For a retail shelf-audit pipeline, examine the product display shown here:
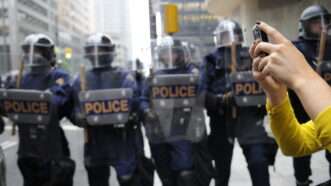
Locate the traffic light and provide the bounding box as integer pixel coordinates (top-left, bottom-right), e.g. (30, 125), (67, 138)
(164, 4), (180, 35)
(64, 47), (73, 60)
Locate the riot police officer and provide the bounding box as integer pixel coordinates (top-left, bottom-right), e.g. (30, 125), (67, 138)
(71, 33), (142, 186)
(5, 34), (75, 186)
(140, 38), (212, 186)
(131, 58), (156, 186)
(202, 19), (276, 186)
(290, 5), (331, 186)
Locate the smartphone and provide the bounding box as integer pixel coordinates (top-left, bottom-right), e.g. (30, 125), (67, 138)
(253, 24), (268, 42)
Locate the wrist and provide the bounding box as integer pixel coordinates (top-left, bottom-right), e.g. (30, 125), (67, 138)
(266, 89), (287, 107)
(291, 73), (320, 93)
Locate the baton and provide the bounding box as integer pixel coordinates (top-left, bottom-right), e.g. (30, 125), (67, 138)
(230, 42), (237, 119)
(79, 64), (89, 143)
(12, 62), (25, 135)
(318, 29), (327, 67)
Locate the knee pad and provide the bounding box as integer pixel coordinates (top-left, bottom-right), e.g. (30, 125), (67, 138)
(179, 170), (194, 177)
(118, 174), (133, 183)
(50, 158), (76, 186)
(118, 174), (141, 186)
(177, 170), (196, 186)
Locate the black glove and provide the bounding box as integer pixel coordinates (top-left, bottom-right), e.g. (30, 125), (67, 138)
(217, 92), (234, 106)
(0, 117), (4, 134)
(74, 112), (89, 128)
(143, 109), (159, 124)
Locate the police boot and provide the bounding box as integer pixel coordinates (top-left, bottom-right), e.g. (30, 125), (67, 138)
(157, 171), (177, 186)
(177, 170), (196, 186)
(317, 180), (331, 186)
(118, 174), (140, 186)
(296, 179), (313, 186)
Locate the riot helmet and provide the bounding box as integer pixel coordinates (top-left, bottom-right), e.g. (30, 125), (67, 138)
(299, 5), (331, 40)
(213, 19), (243, 48)
(21, 34), (55, 74)
(154, 37), (191, 70)
(84, 33), (115, 68)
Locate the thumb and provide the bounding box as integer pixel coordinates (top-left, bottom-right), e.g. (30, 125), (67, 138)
(259, 75), (281, 93)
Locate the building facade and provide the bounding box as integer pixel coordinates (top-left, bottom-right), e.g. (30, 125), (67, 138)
(152, 0), (219, 56)
(57, 0), (91, 49)
(56, 0), (93, 72)
(0, 0), (57, 72)
(206, 0), (331, 45)
(94, 0), (132, 62)
(0, 0), (94, 74)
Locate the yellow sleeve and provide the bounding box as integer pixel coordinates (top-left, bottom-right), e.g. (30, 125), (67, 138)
(313, 105), (331, 152)
(267, 95), (323, 157)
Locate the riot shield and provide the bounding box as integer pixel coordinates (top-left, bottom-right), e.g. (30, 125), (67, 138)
(146, 73), (206, 144)
(230, 71), (266, 107)
(0, 89), (53, 125)
(79, 88), (133, 126)
(318, 60), (331, 85)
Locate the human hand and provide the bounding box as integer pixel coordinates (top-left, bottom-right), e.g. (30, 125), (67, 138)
(250, 22), (319, 92)
(251, 54), (287, 106)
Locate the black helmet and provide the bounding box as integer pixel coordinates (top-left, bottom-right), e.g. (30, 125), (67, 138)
(84, 33), (115, 68)
(21, 34), (56, 69)
(299, 5), (331, 40)
(213, 19), (243, 47)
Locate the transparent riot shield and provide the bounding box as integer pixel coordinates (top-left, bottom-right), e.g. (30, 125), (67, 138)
(145, 73), (206, 144)
(78, 88), (133, 126)
(213, 19), (243, 47)
(0, 89), (53, 125)
(230, 71), (266, 107)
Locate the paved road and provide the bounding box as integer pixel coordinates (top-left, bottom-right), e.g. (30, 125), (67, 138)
(1, 121), (329, 186)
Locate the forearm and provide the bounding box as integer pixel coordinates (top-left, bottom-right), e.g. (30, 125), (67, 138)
(293, 74), (331, 120)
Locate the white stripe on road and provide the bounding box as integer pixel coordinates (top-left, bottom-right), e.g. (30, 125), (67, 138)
(1, 141), (17, 150)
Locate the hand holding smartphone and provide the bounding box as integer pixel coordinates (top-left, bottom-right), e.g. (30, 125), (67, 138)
(252, 24), (269, 57)
(253, 24), (268, 42)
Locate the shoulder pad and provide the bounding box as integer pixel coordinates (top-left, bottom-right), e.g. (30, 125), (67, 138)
(292, 39), (303, 46)
(191, 68), (200, 75)
(51, 68), (70, 83)
(52, 67), (69, 77)
(204, 50), (219, 63)
(292, 39), (310, 52)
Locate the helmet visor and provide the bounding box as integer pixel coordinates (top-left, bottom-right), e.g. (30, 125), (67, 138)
(214, 21), (243, 47)
(84, 45), (115, 68)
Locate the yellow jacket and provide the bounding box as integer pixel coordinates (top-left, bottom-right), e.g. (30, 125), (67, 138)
(267, 95), (331, 157)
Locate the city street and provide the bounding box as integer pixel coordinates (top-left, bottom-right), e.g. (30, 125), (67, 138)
(0, 0), (331, 185)
(1, 120), (329, 186)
